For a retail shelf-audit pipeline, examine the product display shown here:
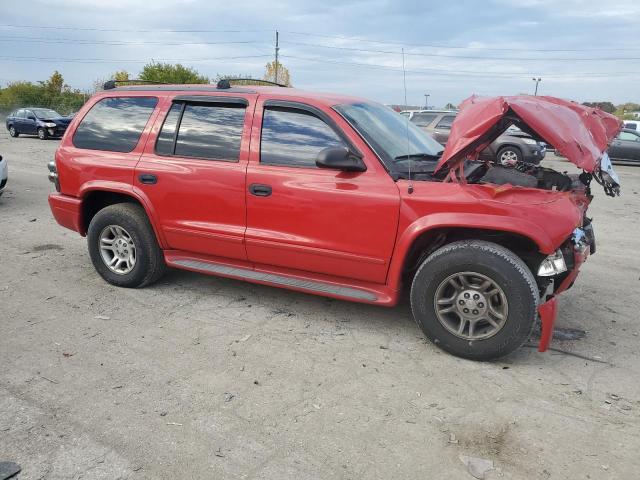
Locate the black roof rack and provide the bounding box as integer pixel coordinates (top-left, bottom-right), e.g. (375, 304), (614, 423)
(103, 79), (168, 90)
(216, 78), (288, 89)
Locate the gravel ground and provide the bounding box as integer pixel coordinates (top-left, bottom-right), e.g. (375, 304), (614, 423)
(1, 131), (639, 480)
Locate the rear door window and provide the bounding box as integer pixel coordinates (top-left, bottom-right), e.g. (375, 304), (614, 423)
(410, 112), (437, 127)
(619, 131), (639, 141)
(435, 115), (456, 129)
(260, 107), (345, 167)
(155, 102), (246, 161)
(73, 96), (158, 152)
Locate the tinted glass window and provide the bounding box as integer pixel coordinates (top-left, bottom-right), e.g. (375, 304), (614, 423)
(155, 103), (182, 155)
(172, 104), (245, 161)
(624, 123), (637, 130)
(73, 97), (158, 152)
(16, 110), (26, 118)
(260, 108), (345, 167)
(411, 112), (437, 126)
(435, 115), (456, 129)
(619, 131), (640, 141)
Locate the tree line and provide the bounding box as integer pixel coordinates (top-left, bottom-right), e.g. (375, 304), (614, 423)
(0, 60), (292, 116)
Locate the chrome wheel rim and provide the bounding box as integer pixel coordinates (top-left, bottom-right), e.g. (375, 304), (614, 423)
(99, 225), (136, 275)
(499, 150), (518, 166)
(38, 129), (44, 139)
(434, 271), (508, 340)
(9, 127), (15, 136)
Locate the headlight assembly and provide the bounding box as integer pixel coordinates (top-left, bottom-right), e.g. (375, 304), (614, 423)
(537, 250), (567, 277)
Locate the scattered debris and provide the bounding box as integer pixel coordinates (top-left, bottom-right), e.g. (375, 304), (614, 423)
(224, 393), (235, 403)
(238, 334), (252, 342)
(459, 455), (494, 480)
(159, 411), (167, 417)
(166, 422), (182, 426)
(94, 315), (111, 321)
(379, 345), (388, 350)
(448, 433), (459, 444)
(39, 375), (58, 384)
(553, 327), (587, 341)
(214, 447), (225, 458)
(313, 404), (321, 410)
(253, 380), (260, 385)
(62, 352), (74, 358)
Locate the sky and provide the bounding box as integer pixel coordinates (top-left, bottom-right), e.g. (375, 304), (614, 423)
(1, 0), (639, 107)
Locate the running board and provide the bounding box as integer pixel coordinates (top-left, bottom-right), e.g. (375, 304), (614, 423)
(171, 258), (379, 302)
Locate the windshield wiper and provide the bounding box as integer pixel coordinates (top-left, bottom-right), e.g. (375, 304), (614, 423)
(393, 152), (443, 162)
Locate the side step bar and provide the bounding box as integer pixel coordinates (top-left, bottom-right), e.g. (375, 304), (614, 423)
(171, 258), (379, 302)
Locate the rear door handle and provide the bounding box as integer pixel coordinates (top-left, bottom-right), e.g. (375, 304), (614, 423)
(249, 183), (272, 197)
(138, 173), (157, 185)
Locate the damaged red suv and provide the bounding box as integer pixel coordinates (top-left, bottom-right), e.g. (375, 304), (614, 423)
(48, 80), (622, 360)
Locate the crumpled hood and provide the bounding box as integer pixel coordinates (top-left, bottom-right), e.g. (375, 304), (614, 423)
(436, 95), (622, 173)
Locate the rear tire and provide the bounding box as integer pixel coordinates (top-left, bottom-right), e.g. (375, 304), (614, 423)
(37, 128), (48, 140)
(8, 126), (19, 137)
(497, 146), (522, 166)
(87, 203), (166, 288)
(410, 240), (538, 361)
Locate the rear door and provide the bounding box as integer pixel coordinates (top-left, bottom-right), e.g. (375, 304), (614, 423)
(610, 131), (640, 161)
(136, 94), (255, 260)
(430, 114), (456, 145)
(244, 99), (399, 284)
(15, 109), (26, 133)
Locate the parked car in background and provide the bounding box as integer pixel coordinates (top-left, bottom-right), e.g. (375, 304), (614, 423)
(623, 120), (639, 131)
(406, 110), (546, 165)
(608, 129), (640, 164)
(5, 108), (72, 139)
(0, 155), (7, 197)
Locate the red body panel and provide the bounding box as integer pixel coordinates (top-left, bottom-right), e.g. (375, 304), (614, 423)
(438, 95), (623, 172)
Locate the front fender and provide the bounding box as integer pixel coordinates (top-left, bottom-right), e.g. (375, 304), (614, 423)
(386, 212), (555, 292)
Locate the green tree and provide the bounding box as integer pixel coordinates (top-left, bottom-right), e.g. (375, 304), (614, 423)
(45, 70), (65, 96)
(263, 60), (291, 86)
(112, 70), (130, 81)
(444, 102), (458, 110)
(582, 101), (615, 114)
(139, 62), (208, 84)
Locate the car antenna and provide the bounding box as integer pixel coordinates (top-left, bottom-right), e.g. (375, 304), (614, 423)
(402, 48), (414, 194)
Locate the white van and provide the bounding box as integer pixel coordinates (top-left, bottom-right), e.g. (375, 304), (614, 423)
(623, 120), (640, 131)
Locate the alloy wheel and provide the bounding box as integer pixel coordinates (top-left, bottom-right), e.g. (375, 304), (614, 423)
(99, 225), (137, 275)
(434, 271), (509, 340)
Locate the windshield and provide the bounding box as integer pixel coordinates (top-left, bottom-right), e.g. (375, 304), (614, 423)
(32, 108), (61, 119)
(334, 101), (444, 171)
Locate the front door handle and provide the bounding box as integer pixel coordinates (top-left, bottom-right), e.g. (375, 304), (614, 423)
(138, 173), (157, 185)
(249, 183), (272, 197)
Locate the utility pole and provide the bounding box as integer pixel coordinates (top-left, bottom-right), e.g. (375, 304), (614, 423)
(274, 30), (280, 84)
(424, 94), (430, 109)
(532, 77), (542, 96)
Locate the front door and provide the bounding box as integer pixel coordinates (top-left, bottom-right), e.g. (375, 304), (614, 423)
(245, 100), (400, 284)
(24, 110), (38, 134)
(136, 95), (255, 261)
(610, 131), (640, 161)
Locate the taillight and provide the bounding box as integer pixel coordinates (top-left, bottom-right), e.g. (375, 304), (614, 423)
(48, 160), (60, 192)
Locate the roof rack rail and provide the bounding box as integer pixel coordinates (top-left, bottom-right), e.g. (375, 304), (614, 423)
(103, 79), (168, 90)
(216, 78), (288, 89)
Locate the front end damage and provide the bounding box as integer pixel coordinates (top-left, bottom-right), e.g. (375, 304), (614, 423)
(434, 95), (623, 351)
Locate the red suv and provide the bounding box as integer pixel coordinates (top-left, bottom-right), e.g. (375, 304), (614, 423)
(48, 82), (621, 360)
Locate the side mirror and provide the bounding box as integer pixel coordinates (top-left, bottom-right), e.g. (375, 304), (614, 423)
(27, 115), (36, 121)
(315, 147), (366, 172)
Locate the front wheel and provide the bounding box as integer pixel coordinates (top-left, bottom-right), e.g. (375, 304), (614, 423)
(410, 240), (538, 360)
(497, 146), (522, 167)
(8, 126), (19, 137)
(37, 128), (48, 140)
(87, 203), (166, 288)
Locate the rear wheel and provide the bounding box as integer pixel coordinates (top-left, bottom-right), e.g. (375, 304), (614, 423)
(410, 240), (538, 360)
(8, 126), (19, 137)
(87, 203), (166, 288)
(497, 146), (522, 166)
(37, 128), (48, 140)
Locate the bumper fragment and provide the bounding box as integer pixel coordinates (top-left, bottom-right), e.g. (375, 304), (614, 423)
(537, 297), (558, 352)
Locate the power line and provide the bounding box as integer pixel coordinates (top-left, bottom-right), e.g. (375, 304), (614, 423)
(283, 30), (640, 52)
(0, 54), (272, 64)
(0, 35), (267, 46)
(0, 23), (269, 34)
(280, 54), (640, 79)
(283, 41), (640, 61)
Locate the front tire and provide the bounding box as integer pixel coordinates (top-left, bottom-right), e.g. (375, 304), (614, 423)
(87, 203), (166, 288)
(8, 126), (19, 137)
(37, 128), (48, 140)
(410, 240), (538, 360)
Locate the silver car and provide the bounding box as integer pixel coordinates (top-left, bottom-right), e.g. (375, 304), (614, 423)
(0, 155), (7, 197)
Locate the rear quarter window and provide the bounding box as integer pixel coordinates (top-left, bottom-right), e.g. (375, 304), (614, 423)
(72, 96), (158, 153)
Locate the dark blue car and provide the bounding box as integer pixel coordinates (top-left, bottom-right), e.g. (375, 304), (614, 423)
(6, 108), (72, 140)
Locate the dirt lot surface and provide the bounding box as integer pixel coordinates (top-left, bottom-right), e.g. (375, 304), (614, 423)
(1, 131), (639, 480)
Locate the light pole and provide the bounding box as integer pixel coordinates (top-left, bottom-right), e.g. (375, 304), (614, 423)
(532, 77), (542, 96)
(424, 94), (430, 109)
